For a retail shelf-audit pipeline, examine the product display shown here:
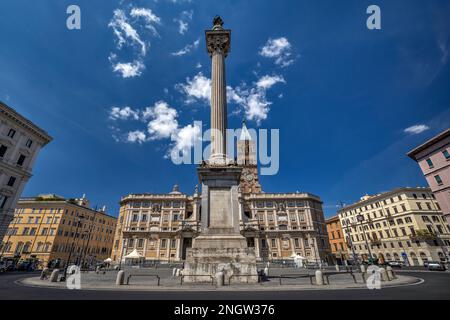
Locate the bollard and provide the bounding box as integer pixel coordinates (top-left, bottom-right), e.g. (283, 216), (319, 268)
(264, 267), (269, 277)
(175, 269), (181, 277)
(360, 264), (366, 273)
(40, 268), (49, 280)
(386, 266), (395, 279)
(172, 268), (177, 277)
(215, 271), (224, 287)
(379, 267), (388, 281)
(49, 269), (59, 282)
(335, 264), (340, 272)
(116, 270), (125, 285)
(315, 270), (324, 285)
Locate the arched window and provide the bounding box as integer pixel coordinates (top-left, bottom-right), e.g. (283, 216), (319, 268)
(393, 253), (400, 261)
(419, 252), (428, 264)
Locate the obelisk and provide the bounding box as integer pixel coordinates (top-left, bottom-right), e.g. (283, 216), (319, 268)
(207, 16), (229, 165)
(182, 17), (258, 284)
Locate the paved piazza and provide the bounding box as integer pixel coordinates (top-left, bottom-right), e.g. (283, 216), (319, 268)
(20, 266), (419, 291)
(1, 269), (449, 300)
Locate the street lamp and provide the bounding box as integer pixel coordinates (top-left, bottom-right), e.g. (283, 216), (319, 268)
(345, 222), (358, 265)
(60, 214), (84, 281)
(357, 214), (373, 264)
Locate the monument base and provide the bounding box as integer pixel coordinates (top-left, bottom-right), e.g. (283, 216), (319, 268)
(183, 246), (258, 284)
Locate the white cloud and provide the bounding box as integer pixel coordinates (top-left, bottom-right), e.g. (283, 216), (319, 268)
(107, 100), (202, 159)
(109, 106), (140, 120)
(196, 62), (202, 69)
(170, 123), (201, 156)
(171, 38), (200, 56)
(127, 130), (147, 144)
(404, 124), (430, 135)
(173, 10), (193, 35)
(176, 72), (211, 103)
(259, 37), (294, 68)
(108, 7), (161, 79)
(256, 75), (285, 89)
(111, 60), (145, 78)
(109, 9), (147, 56)
(130, 7), (161, 37)
(176, 72), (285, 124)
(144, 101), (179, 139)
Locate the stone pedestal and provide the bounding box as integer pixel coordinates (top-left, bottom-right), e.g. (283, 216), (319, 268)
(183, 165), (258, 284)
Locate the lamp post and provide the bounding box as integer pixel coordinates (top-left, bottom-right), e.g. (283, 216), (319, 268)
(357, 214), (373, 263)
(343, 220), (358, 265)
(61, 214), (84, 281)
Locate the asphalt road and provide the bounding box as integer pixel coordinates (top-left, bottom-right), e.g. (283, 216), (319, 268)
(0, 271), (449, 300)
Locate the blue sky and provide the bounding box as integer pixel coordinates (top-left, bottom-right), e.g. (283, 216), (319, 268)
(0, 0), (449, 218)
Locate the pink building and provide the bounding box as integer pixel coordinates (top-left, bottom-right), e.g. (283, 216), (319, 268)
(408, 129), (450, 224)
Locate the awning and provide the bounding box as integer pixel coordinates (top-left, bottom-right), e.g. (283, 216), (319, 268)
(123, 249), (143, 259)
(104, 258), (112, 263)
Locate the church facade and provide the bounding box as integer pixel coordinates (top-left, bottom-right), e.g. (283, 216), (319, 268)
(111, 122), (331, 264)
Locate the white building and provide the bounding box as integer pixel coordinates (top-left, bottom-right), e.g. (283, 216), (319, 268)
(0, 102), (52, 240)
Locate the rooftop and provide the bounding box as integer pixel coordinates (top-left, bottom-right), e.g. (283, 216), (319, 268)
(0, 101), (52, 145)
(407, 128), (450, 160)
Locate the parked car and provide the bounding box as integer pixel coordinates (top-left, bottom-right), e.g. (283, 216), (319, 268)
(16, 261), (36, 271)
(388, 261), (404, 268)
(427, 261), (446, 271)
(0, 261), (7, 273)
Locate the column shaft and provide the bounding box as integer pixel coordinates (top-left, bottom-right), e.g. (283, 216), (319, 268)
(210, 51), (227, 162)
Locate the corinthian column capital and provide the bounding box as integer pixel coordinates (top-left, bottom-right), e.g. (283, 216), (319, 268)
(206, 32), (231, 57)
(206, 16), (231, 57)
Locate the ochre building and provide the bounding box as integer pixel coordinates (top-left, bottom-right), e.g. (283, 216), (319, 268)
(0, 194), (117, 268)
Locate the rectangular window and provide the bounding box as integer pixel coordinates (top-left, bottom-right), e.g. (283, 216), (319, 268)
(271, 239), (276, 247)
(41, 228), (48, 235)
(0, 195), (8, 209)
(426, 158), (434, 168)
(161, 239), (167, 248)
(434, 175), (443, 186)
(16, 154), (26, 166)
(7, 128), (16, 138)
(6, 176), (15, 187)
(443, 150), (450, 160)
(0, 145), (7, 157)
(25, 139), (33, 148)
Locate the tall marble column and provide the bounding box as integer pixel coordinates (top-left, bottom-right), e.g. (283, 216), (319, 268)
(182, 17), (257, 284)
(206, 16), (230, 165)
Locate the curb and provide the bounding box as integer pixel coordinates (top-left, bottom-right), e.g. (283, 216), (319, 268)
(17, 275), (423, 292)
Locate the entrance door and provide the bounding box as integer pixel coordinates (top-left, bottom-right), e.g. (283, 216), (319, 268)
(182, 238), (192, 260)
